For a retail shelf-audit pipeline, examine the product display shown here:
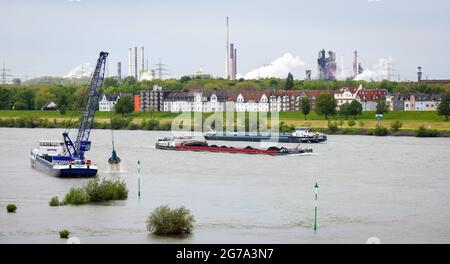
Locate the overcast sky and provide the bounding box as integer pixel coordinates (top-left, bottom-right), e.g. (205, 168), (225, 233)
(0, 0), (449, 80)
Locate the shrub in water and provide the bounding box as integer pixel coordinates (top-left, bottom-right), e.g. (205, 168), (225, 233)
(147, 205), (195, 236)
(84, 178), (128, 202)
(49, 196), (61, 207)
(348, 120), (356, 128)
(6, 204), (17, 213)
(374, 125), (389, 136)
(416, 125), (439, 137)
(63, 187), (90, 205)
(59, 229), (70, 239)
(390, 120), (403, 132)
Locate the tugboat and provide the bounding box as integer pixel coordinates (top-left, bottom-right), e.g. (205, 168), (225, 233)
(204, 127), (327, 143)
(155, 138), (313, 156)
(30, 52), (108, 178)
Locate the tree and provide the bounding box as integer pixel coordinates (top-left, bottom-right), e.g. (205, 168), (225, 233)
(301, 97), (311, 120)
(316, 93), (336, 119)
(13, 89), (35, 110)
(349, 100), (363, 119)
(0, 88), (14, 110)
(376, 97), (388, 114)
(285, 73), (294, 90)
(103, 77), (120, 88)
(339, 103), (351, 120)
(114, 96), (134, 117)
(437, 92), (450, 121)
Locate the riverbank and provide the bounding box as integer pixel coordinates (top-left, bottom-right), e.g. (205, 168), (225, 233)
(1, 110), (449, 137)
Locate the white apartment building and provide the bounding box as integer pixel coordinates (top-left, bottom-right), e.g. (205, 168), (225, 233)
(99, 94), (121, 112)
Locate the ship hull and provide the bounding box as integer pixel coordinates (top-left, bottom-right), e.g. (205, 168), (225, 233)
(204, 134), (327, 143)
(155, 144), (312, 156)
(30, 155), (97, 178)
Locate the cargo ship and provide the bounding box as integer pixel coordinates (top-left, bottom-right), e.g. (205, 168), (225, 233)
(204, 127), (327, 143)
(155, 138), (313, 156)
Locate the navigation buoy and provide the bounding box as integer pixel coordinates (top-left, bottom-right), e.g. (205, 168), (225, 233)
(137, 160), (141, 198)
(313, 182), (319, 232)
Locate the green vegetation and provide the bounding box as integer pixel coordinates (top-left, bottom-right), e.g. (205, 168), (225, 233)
(59, 229), (70, 239)
(146, 205), (195, 236)
(374, 125), (389, 136)
(301, 97), (310, 120)
(437, 92), (450, 121)
(376, 98), (389, 115)
(348, 120), (356, 128)
(416, 125), (439, 137)
(327, 121), (339, 133)
(62, 178), (128, 206)
(390, 120), (403, 132)
(6, 204), (17, 213)
(114, 95), (134, 116)
(285, 73), (294, 90)
(49, 196), (62, 207)
(316, 93), (336, 119)
(63, 188), (91, 205)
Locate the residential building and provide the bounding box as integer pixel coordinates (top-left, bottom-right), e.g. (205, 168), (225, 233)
(99, 93), (120, 112)
(412, 94), (441, 111)
(162, 90), (228, 113)
(233, 91), (269, 112)
(140, 85), (169, 112)
(386, 93), (405, 111)
(334, 85), (363, 107)
(356, 89), (388, 111)
(134, 95), (140, 112)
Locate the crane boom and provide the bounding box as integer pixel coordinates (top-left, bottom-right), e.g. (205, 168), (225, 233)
(63, 51), (109, 161)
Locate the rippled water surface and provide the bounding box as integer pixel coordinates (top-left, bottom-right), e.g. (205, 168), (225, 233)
(1, 128), (450, 243)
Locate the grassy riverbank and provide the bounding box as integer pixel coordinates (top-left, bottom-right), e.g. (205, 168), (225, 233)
(0, 110), (449, 133)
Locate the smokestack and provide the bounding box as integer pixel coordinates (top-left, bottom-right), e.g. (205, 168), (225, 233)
(418, 66), (422, 82)
(225, 16), (230, 80)
(118, 62), (122, 82)
(128, 48), (132, 77)
(141, 47), (145, 75)
(134, 46), (138, 81)
(353, 51), (358, 78)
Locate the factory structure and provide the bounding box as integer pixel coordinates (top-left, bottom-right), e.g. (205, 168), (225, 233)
(225, 17), (237, 80)
(352, 51), (364, 78)
(317, 49), (337, 80)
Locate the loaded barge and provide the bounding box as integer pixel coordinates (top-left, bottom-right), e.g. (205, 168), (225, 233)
(204, 127), (327, 143)
(155, 138), (313, 156)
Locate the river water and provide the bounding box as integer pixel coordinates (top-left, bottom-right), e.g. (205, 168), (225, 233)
(0, 127), (449, 244)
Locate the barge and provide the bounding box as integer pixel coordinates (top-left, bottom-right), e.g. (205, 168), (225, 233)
(204, 127), (327, 143)
(155, 138), (313, 156)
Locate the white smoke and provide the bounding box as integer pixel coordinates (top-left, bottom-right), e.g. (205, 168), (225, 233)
(243, 53), (305, 79)
(354, 57), (394, 81)
(64, 63), (93, 79)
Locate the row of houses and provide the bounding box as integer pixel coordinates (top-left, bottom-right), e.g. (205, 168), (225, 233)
(98, 85), (442, 113)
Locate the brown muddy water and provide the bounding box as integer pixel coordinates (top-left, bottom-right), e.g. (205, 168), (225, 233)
(0, 128), (450, 244)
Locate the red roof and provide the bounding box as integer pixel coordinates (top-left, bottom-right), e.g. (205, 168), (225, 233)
(356, 89), (387, 102)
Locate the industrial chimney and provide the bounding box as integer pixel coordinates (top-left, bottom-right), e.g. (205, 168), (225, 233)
(417, 66), (422, 82)
(141, 46), (145, 75)
(134, 47), (138, 81)
(128, 48), (132, 77)
(117, 62), (122, 82)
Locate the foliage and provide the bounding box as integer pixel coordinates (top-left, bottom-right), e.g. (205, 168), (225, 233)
(144, 119), (160, 130)
(339, 103), (351, 120)
(49, 196), (62, 207)
(437, 92), (450, 121)
(6, 204), (17, 213)
(390, 120), (403, 131)
(348, 120), (356, 128)
(327, 121), (339, 133)
(63, 187), (91, 205)
(416, 125), (439, 137)
(349, 100), (363, 119)
(111, 116), (131, 129)
(358, 121), (365, 128)
(114, 96), (134, 116)
(316, 93), (336, 119)
(376, 97), (388, 115)
(301, 97), (311, 120)
(285, 73), (294, 90)
(146, 205), (195, 236)
(59, 229), (70, 239)
(374, 125), (389, 136)
(83, 178), (128, 202)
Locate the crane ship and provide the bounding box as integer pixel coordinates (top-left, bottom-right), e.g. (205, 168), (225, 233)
(30, 52), (108, 178)
(204, 127), (327, 143)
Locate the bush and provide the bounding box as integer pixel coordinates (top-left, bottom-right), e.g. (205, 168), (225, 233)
(63, 188), (90, 205)
(416, 126), (439, 137)
(358, 121), (365, 128)
(374, 125), (389, 136)
(111, 117), (131, 129)
(144, 119), (160, 130)
(49, 196), (61, 207)
(84, 178), (128, 202)
(348, 120), (356, 128)
(147, 205), (195, 236)
(327, 121), (339, 134)
(390, 120), (403, 132)
(59, 229), (70, 239)
(126, 122), (140, 130)
(158, 122), (172, 131)
(6, 204), (17, 213)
